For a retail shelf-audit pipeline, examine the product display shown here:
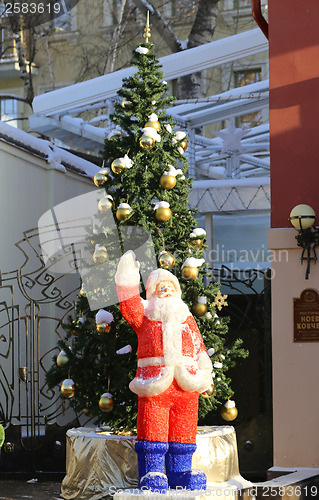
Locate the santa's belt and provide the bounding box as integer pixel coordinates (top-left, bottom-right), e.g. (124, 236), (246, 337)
(137, 356), (196, 367)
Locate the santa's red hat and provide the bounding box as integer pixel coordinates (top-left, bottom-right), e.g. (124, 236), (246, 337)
(146, 268), (181, 300)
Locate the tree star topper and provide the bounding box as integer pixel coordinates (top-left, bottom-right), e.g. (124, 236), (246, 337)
(143, 11), (151, 42)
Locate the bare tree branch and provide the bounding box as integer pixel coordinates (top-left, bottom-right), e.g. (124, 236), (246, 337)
(0, 94), (33, 107)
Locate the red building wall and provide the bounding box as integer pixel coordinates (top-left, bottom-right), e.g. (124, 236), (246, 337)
(269, 1), (319, 228)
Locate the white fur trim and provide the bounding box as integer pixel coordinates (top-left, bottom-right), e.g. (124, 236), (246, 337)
(146, 269), (181, 300)
(140, 472), (167, 482)
(137, 355), (195, 367)
(129, 366), (174, 397)
(131, 355), (213, 396)
(174, 365), (213, 394)
(138, 357), (165, 367)
(197, 351), (213, 371)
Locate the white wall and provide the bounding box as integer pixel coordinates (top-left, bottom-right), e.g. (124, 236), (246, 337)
(0, 140), (97, 429)
(0, 140), (95, 270)
(268, 228), (319, 468)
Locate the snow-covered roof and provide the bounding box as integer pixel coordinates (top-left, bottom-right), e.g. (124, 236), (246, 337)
(0, 121), (100, 179)
(32, 29), (267, 117)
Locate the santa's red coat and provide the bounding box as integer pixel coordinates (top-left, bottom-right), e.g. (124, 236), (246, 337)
(116, 283), (213, 398)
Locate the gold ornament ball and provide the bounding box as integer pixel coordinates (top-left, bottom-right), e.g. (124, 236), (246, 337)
(182, 266), (199, 280)
(96, 322), (111, 333)
(57, 350), (69, 367)
(190, 239), (204, 250)
(140, 134), (155, 150)
(116, 207), (132, 221)
(221, 405), (238, 422)
(79, 284), (87, 297)
(99, 394), (114, 413)
(94, 168), (110, 187)
(155, 207), (171, 222)
(93, 247), (109, 264)
(98, 196), (113, 213)
(159, 252), (175, 270)
(180, 139), (188, 151)
(144, 120), (161, 131)
(191, 302), (207, 317)
(160, 174), (176, 190)
(122, 98), (133, 109)
(111, 158), (125, 175)
(201, 384), (216, 399)
(61, 379), (75, 399)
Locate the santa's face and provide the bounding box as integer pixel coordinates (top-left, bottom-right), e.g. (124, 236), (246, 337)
(156, 281), (176, 299)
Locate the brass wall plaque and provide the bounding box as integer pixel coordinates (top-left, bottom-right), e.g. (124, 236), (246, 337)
(294, 289), (319, 341)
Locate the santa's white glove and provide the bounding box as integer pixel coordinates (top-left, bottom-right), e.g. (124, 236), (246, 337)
(115, 250), (140, 287)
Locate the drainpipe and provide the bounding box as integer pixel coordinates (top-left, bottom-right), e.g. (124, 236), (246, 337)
(251, 0), (269, 40)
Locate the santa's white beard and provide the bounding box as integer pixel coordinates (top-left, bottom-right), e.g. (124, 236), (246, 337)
(144, 295), (190, 366)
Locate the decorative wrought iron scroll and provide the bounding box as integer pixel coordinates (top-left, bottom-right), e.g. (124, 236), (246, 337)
(0, 226), (81, 451)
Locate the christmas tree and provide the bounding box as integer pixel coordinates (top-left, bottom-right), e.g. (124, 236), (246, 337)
(46, 18), (247, 431)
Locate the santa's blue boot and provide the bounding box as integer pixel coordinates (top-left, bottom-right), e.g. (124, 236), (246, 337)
(165, 442), (207, 490)
(135, 441), (169, 492)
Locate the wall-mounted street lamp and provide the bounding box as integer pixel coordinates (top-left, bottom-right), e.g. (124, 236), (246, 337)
(289, 204), (319, 279)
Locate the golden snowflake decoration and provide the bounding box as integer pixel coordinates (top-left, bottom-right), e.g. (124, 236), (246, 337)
(212, 290), (228, 311)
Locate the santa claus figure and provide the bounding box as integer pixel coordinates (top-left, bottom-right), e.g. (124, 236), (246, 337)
(115, 250), (213, 492)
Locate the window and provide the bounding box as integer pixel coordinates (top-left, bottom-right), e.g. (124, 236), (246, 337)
(0, 99), (18, 127)
(234, 68), (263, 129)
(0, 4), (16, 60)
(235, 68), (262, 87)
(211, 213), (271, 271)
